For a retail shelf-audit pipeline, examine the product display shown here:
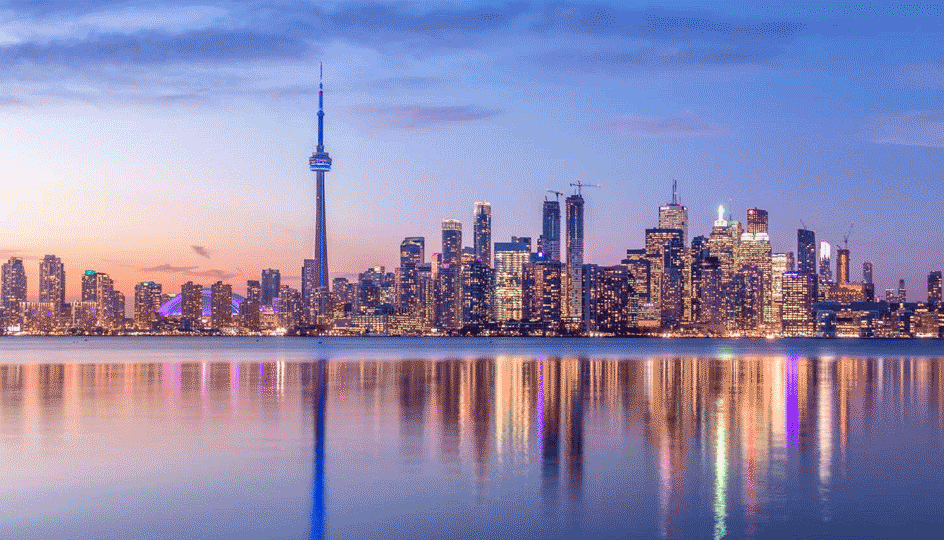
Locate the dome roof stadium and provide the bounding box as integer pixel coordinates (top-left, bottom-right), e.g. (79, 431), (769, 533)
(156, 288), (246, 317)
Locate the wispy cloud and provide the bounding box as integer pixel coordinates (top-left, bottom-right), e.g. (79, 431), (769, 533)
(139, 264), (200, 273)
(867, 110), (944, 148)
(190, 269), (241, 280)
(362, 105), (502, 129)
(592, 113), (727, 137)
(191, 245), (211, 259)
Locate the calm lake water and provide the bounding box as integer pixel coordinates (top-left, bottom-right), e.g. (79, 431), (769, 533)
(1, 337), (942, 539)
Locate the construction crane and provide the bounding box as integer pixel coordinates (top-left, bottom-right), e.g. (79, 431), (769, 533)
(546, 189), (563, 201)
(569, 180), (601, 196)
(843, 223), (854, 249)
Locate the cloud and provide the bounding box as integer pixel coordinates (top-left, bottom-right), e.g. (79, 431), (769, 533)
(592, 113), (727, 137)
(139, 264), (200, 274)
(867, 110), (944, 148)
(531, 43), (782, 74)
(191, 245), (211, 259)
(0, 28), (309, 67)
(362, 105), (502, 129)
(190, 269), (241, 280)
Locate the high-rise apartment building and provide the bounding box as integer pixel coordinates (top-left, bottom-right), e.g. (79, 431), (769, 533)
(523, 260), (562, 330)
(782, 272), (817, 336)
(462, 259), (491, 327)
(771, 253), (789, 324)
(133, 281), (162, 330)
(438, 219), (462, 329)
(399, 237), (425, 313)
(863, 261), (873, 284)
(797, 229), (816, 275)
(645, 228), (685, 328)
(277, 285), (303, 329)
(180, 281), (203, 328)
(540, 198), (561, 262)
(246, 280), (261, 304)
(898, 279), (907, 303)
(493, 241), (529, 322)
(81, 270), (115, 326)
(39, 255), (65, 316)
(473, 202), (492, 267)
(210, 281), (232, 328)
(836, 248), (850, 285)
(658, 180), (688, 245)
(583, 264), (636, 333)
(565, 194), (584, 322)
(2, 257), (27, 312)
(261, 269), (280, 308)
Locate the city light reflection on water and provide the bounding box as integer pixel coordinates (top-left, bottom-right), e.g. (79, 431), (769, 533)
(0, 339), (943, 539)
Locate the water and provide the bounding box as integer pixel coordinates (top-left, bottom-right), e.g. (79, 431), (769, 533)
(1, 337), (942, 539)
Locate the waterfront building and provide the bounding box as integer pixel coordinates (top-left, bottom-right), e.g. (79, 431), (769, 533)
(565, 193), (584, 321)
(523, 259), (563, 331)
(133, 281), (162, 330)
(2, 257), (26, 313)
(180, 282), (203, 328)
(540, 197), (561, 261)
(71, 302), (98, 333)
(473, 202), (492, 266)
(493, 241), (529, 322)
(782, 272), (817, 336)
(112, 291), (126, 330)
(246, 280), (261, 305)
(39, 255), (65, 317)
(622, 249), (655, 327)
(738, 218), (773, 326)
(732, 265), (764, 332)
(438, 219), (463, 329)
(645, 228), (685, 328)
(582, 264), (636, 333)
(797, 229), (816, 275)
(399, 237), (425, 313)
(462, 258), (491, 327)
(210, 281), (232, 328)
(261, 269), (280, 308)
(772, 253), (789, 324)
(81, 270), (115, 327)
(20, 301), (57, 333)
(277, 285), (303, 329)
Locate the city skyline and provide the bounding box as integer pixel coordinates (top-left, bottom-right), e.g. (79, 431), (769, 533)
(2, 2), (944, 299)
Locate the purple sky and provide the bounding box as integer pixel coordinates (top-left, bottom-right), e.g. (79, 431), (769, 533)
(1, 1), (943, 300)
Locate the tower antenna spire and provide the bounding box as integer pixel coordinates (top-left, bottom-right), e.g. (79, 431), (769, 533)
(672, 178), (678, 205)
(317, 62), (325, 153)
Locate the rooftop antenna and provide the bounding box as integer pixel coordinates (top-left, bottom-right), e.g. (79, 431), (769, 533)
(569, 180), (600, 196)
(671, 178), (678, 205)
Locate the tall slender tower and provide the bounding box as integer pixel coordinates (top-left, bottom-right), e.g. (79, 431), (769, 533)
(565, 193), (584, 321)
(309, 63), (332, 289)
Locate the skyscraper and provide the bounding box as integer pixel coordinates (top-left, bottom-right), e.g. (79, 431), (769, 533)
(261, 269), (280, 308)
(863, 261), (873, 284)
(473, 202), (492, 266)
(707, 206), (735, 283)
(438, 219), (462, 329)
(399, 237), (425, 313)
(782, 272), (817, 336)
(180, 281), (203, 328)
(738, 222), (773, 327)
(1, 257), (26, 312)
(836, 248), (850, 285)
(818, 241), (832, 284)
(540, 197), (561, 262)
(81, 270), (114, 327)
(746, 208), (769, 234)
(494, 241), (529, 322)
(565, 193), (584, 321)
(39, 255), (65, 316)
(797, 229), (816, 275)
(928, 271), (942, 307)
(210, 281), (232, 328)
(309, 63), (333, 291)
(772, 253), (789, 324)
(646, 228), (685, 328)
(133, 281), (162, 330)
(898, 279), (907, 303)
(658, 180), (688, 245)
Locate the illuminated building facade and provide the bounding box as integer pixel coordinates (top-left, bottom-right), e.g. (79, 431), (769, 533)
(474, 202), (492, 266)
(210, 281), (232, 328)
(462, 258), (491, 327)
(863, 261), (873, 284)
(818, 241), (832, 284)
(540, 198), (561, 261)
(2, 257), (26, 313)
(565, 193), (584, 322)
(246, 280), (261, 305)
(399, 237), (425, 313)
(180, 282), (203, 328)
(707, 206), (735, 284)
(133, 281), (162, 330)
(493, 241), (529, 322)
(261, 269), (280, 308)
(782, 272), (817, 336)
(277, 285), (303, 329)
(732, 265), (763, 332)
(836, 248), (850, 285)
(928, 271), (942, 307)
(583, 264), (636, 333)
(523, 260), (562, 330)
(645, 228), (685, 328)
(658, 180), (688, 245)
(39, 255), (65, 317)
(797, 229), (816, 275)
(738, 219), (773, 326)
(81, 270), (115, 327)
(438, 219), (463, 329)
(746, 208), (768, 234)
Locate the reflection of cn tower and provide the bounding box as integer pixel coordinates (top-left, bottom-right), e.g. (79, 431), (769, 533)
(309, 360), (327, 540)
(309, 63), (333, 288)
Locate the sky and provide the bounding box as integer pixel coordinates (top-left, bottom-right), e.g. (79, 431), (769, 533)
(1, 0), (944, 301)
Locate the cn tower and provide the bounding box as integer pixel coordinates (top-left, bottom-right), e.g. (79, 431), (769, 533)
(309, 63), (332, 289)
